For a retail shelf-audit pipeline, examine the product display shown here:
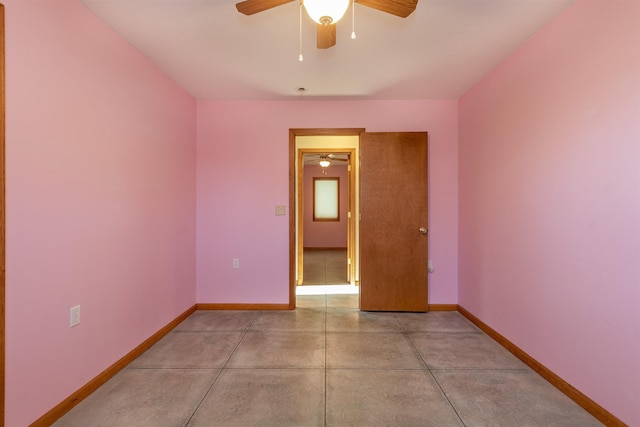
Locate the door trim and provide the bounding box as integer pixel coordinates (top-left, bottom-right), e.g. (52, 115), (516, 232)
(288, 129), (363, 308)
(1, 3), (6, 425)
(296, 148), (355, 285)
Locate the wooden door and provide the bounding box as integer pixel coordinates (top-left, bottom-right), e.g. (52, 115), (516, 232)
(359, 132), (428, 312)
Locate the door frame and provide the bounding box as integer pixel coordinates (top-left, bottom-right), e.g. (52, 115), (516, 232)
(1, 3), (6, 425)
(296, 148), (355, 285)
(288, 128), (363, 308)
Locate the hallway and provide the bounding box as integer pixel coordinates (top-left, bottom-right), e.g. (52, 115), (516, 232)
(298, 248), (358, 297)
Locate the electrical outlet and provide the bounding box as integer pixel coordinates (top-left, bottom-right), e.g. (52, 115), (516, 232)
(70, 305), (81, 328)
(232, 258), (240, 269)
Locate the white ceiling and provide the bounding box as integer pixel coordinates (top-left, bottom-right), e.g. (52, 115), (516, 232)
(79, 0), (574, 100)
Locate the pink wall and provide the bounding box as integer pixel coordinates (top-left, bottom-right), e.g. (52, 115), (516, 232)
(4, 1), (197, 425)
(303, 164), (348, 248)
(6, 0), (635, 424)
(196, 100), (458, 304)
(458, 0), (640, 424)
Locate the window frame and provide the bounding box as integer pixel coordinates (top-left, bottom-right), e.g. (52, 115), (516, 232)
(313, 177), (340, 222)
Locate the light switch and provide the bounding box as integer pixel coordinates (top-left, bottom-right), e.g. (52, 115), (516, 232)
(275, 205), (286, 216)
(70, 305), (81, 327)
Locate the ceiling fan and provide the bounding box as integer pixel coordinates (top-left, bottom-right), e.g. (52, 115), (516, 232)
(236, 0), (418, 49)
(305, 153), (349, 166)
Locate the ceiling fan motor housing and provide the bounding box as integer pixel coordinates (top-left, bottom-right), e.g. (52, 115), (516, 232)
(319, 16), (333, 26)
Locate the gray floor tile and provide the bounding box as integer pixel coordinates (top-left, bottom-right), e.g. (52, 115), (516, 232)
(53, 368), (218, 427)
(326, 309), (402, 332)
(188, 369), (324, 427)
(396, 311), (480, 333)
(327, 332), (425, 369)
(174, 310), (257, 332)
(327, 369), (464, 427)
(409, 332), (527, 369)
(432, 370), (604, 427)
(227, 331), (325, 368)
(250, 308), (325, 331)
(326, 293), (359, 309)
(129, 331), (243, 368)
(296, 295), (326, 308)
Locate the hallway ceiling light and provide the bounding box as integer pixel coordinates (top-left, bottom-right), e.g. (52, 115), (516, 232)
(319, 158), (331, 168)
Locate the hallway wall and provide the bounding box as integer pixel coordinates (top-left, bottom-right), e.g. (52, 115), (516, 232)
(4, 1), (197, 425)
(458, 0), (640, 424)
(303, 164), (349, 248)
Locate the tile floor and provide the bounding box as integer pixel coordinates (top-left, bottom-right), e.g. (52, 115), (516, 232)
(302, 248), (348, 285)
(53, 295), (603, 426)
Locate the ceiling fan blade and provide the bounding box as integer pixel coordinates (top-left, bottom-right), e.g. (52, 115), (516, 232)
(317, 23), (337, 49)
(356, 0), (418, 18)
(236, 0), (295, 15)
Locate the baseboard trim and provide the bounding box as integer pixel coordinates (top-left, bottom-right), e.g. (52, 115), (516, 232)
(457, 305), (625, 427)
(30, 303), (623, 426)
(196, 303), (290, 310)
(30, 305), (197, 427)
(428, 304), (457, 311)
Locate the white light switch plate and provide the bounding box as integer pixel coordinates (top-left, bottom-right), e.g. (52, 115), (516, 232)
(275, 205), (286, 216)
(70, 305), (81, 328)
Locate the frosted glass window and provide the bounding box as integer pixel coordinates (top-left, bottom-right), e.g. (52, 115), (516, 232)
(313, 177), (340, 221)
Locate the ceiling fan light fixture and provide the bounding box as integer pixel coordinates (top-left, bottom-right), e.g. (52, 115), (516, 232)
(303, 0), (350, 25)
(319, 159), (331, 168)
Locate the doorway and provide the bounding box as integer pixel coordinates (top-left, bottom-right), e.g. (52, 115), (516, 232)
(288, 129), (429, 312)
(298, 151), (353, 294)
(288, 129), (362, 308)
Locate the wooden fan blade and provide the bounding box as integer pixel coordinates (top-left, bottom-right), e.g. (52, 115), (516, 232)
(317, 23), (337, 49)
(236, 0), (295, 15)
(356, 0), (418, 18)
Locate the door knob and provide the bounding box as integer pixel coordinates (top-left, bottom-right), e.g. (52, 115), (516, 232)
(419, 227), (427, 234)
